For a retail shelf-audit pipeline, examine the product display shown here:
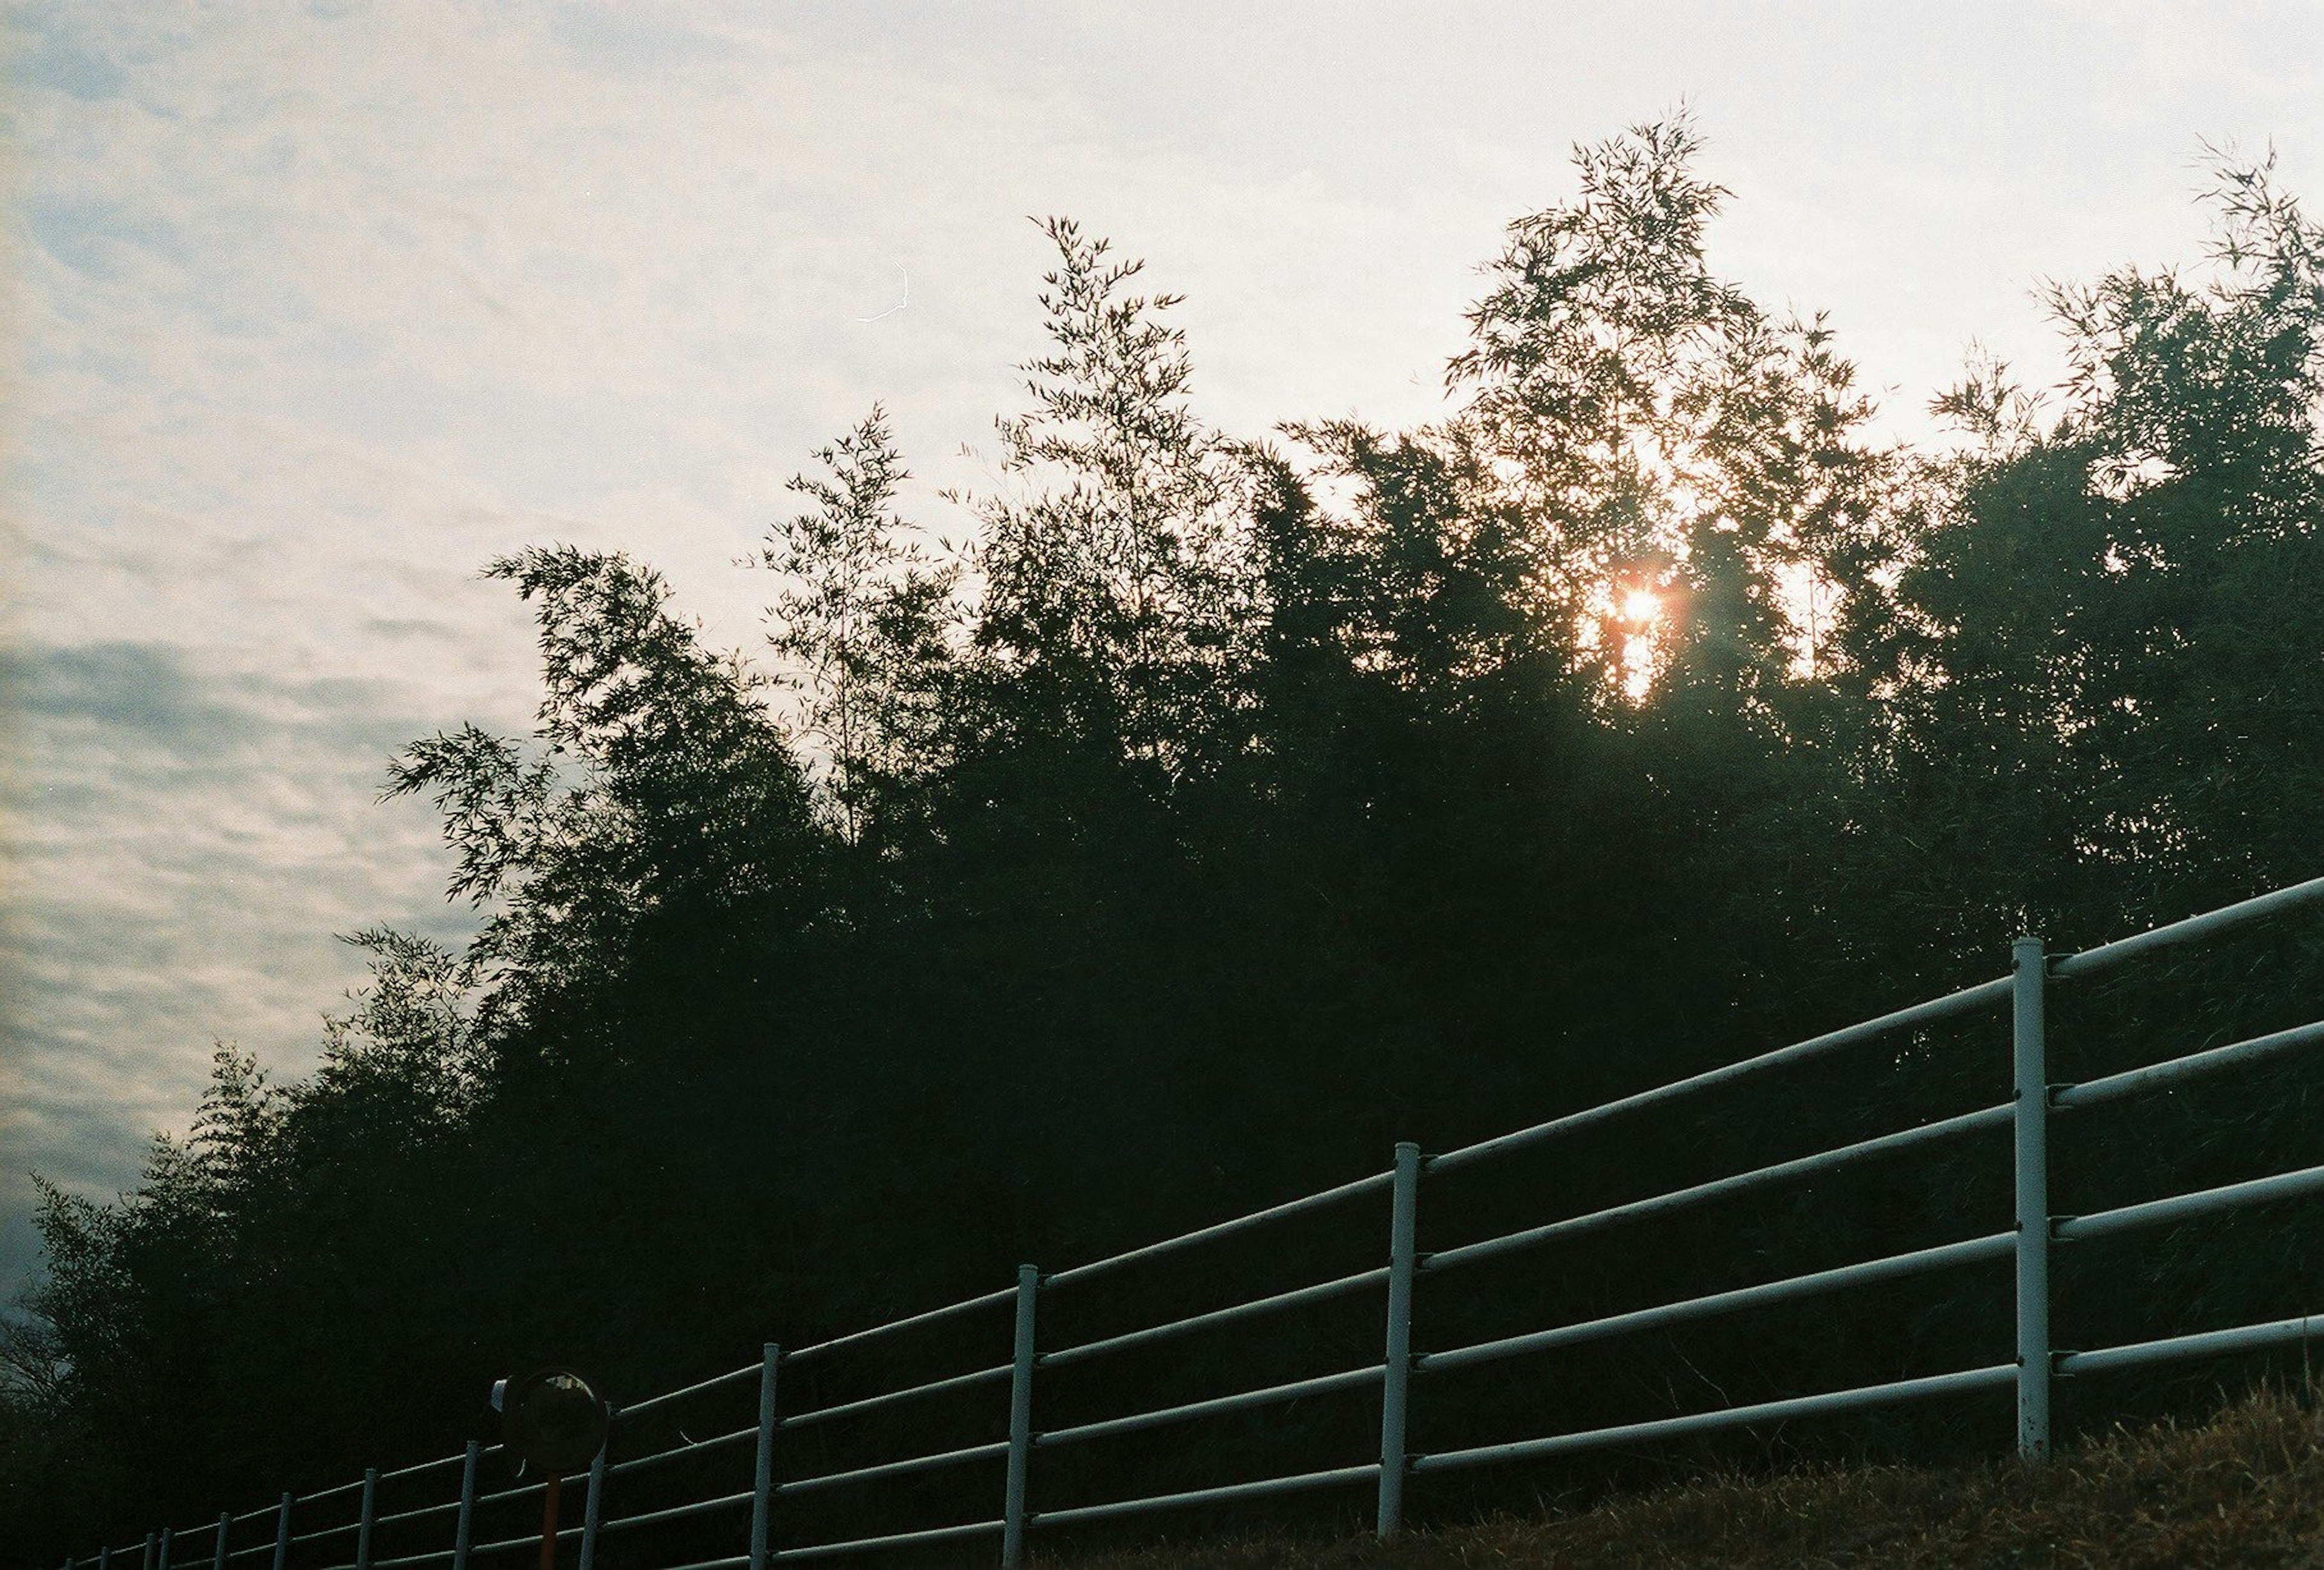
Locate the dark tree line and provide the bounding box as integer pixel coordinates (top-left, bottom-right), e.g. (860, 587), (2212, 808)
(8, 118), (2324, 1562)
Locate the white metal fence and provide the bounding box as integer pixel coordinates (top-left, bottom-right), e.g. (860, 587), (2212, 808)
(60, 873), (2324, 1569)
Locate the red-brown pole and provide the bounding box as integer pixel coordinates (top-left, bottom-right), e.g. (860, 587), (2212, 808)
(538, 1474), (562, 1570)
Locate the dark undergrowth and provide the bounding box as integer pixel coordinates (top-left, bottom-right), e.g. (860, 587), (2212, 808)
(1052, 1381), (2324, 1569)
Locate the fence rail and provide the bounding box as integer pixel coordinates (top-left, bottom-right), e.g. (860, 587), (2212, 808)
(56, 873), (2324, 1570)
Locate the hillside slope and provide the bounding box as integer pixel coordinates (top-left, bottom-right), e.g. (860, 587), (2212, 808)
(1059, 1382), (2324, 1569)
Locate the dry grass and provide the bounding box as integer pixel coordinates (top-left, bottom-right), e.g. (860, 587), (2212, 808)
(1051, 1383), (2324, 1568)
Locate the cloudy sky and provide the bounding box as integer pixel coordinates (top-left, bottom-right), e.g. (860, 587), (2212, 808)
(4, 1), (2320, 1302)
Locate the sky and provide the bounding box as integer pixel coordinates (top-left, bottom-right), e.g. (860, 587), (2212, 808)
(4, 1), (2321, 1304)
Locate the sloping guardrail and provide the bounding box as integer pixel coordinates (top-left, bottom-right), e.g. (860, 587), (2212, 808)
(59, 873), (2324, 1569)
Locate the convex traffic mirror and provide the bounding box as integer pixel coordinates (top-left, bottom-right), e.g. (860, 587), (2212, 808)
(499, 1367), (609, 1474)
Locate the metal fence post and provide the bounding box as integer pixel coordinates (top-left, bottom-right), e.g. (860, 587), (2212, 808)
(452, 1445), (479, 1570)
(157, 1529), (171, 1570)
(271, 1494), (292, 1570)
(2013, 933), (2052, 1460)
(1002, 1263), (1040, 1569)
(577, 1407), (612, 1570)
(214, 1511), (231, 1570)
(1376, 1141), (1422, 1539)
(99, 1547), (111, 1570)
(747, 1344), (781, 1570)
(141, 1533), (154, 1570)
(355, 1468), (378, 1570)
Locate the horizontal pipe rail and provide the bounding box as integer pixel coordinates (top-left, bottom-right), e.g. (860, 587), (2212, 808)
(784, 1286), (1017, 1365)
(365, 1499), (458, 1530)
(775, 1439), (1008, 1497)
(1037, 1366), (1385, 1448)
(1044, 1171), (1393, 1290)
(470, 1466), (587, 1511)
(2053, 1020), (2324, 1111)
(660, 1557), (748, 1570)
(1418, 1232), (2015, 1375)
(1428, 976), (2011, 1175)
(2052, 874), (2324, 981)
(369, 1551), (453, 1569)
(286, 1522), (360, 1547)
(471, 1479), (548, 1509)
(2057, 1310), (2324, 1378)
(2054, 1162), (2324, 1243)
(779, 1362), (1013, 1431)
(463, 1524), (581, 1557)
(1040, 1267), (1390, 1369)
(603, 1425), (752, 1480)
(618, 1361), (757, 1418)
(604, 1421), (748, 1486)
(770, 1520), (1003, 1562)
(1410, 1364), (2017, 1474)
(1428, 1103), (2011, 1273)
(595, 1490), (752, 1536)
(375, 1452), (465, 1484)
(1030, 1463), (1382, 1528)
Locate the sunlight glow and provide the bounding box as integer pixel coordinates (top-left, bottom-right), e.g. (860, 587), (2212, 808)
(1577, 580), (1672, 705)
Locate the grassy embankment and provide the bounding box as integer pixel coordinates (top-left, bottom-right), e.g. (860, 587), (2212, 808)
(1056, 1382), (2324, 1568)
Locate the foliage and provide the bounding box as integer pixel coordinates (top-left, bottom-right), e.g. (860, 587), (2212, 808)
(757, 406), (959, 844)
(960, 217), (1265, 780)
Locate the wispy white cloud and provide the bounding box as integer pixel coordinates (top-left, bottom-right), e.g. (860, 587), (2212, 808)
(0, 638), (475, 1289)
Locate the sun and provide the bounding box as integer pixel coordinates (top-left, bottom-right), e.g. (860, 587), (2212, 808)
(1620, 588), (1662, 625)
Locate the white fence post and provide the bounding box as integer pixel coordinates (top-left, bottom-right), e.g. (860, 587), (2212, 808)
(577, 1410), (611, 1570)
(270, 1493), (292, 1570)
(355, 1468), (377, 1570)
(1376, 1141), (1422, 1539)
(2014, 933), (2052, 1460)
(1002, 1264), (1041, 1569)
(451, 1445), (478, 1570)
(748, 1344), (781, 1570)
